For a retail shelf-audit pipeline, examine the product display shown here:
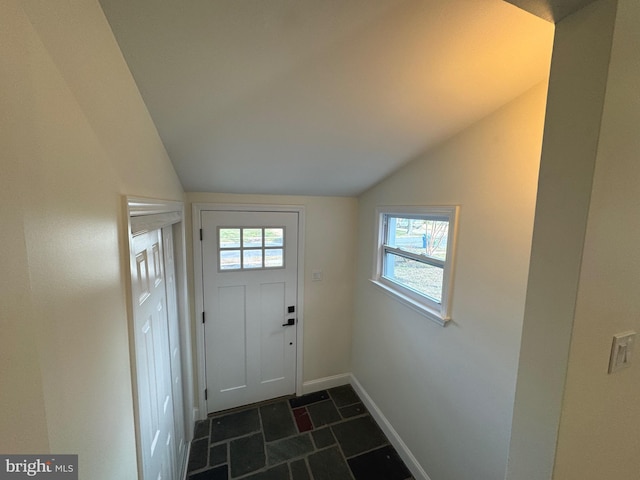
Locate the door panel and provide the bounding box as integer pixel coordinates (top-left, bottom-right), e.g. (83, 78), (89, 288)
(200, 211), (298, 413)
(132, 230), (176, 480)
(216, 285), (248, 391)
(260, 282), (287, 383)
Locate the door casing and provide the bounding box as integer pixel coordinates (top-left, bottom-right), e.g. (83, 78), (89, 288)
(192, 203), (305, 420)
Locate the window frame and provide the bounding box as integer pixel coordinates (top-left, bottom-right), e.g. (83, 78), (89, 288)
(370, 205), (459, 326)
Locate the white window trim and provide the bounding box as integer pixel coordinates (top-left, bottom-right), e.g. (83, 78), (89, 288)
(370, 205), (459, 326)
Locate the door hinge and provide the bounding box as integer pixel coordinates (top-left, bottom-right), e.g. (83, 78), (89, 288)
(205, 389), (208, 400)
(200, 228), (203, 241)
(202, 312), (205, 324)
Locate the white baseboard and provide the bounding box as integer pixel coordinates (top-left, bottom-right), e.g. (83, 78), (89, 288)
(301, 373), (351, 394)
(350, 374), (431, 480)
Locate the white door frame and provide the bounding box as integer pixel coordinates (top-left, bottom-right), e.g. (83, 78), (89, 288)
(125, 196), (194, 479)
(192, 203), (305, 419)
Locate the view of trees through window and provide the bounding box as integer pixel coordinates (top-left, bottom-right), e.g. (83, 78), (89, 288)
(392, 218), (448, 260)
(384, 217), (449, 303)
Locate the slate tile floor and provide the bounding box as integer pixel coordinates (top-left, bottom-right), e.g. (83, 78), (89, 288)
(187, 385), (413, 480)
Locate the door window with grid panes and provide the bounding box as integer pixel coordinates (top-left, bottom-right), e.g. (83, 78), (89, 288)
(218, 227), (285, 271)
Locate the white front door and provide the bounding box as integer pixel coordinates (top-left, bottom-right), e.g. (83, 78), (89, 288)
(200, 210), (298, 413)
(131, 229), (176, 480)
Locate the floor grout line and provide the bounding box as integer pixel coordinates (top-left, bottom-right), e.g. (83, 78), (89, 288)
(342, 441), (392, 460)
(258, 407), (267, 480)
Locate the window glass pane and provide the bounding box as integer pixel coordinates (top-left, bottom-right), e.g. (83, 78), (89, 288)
(384, 253), (443, 303)
(220, 250), (241, 270)
(265, 248), (283, 268)
(386, 216), (448, 261)
(424, 220), (448, 261)
(265, 228), (284, 247)
(243, 249), (263, 269)
(219, 228), (241, 249)
(243, 228), (263, 248)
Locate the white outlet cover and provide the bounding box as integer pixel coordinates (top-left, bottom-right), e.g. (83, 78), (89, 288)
(608, 331), (637, 374)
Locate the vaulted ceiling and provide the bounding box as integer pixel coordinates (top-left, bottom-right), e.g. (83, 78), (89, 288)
(99, 0), (562, 196)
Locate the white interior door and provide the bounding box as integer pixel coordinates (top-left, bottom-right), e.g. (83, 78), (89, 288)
(200, 210), (298, 413)
(162, 226), (186, 477)
(131, 229), (176, 480)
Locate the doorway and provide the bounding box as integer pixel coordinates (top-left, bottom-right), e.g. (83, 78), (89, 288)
(127, 197), (193, 480)
(193, 205), (305, 414)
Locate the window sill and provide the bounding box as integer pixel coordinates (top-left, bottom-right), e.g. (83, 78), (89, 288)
(369, 279), (450, 327)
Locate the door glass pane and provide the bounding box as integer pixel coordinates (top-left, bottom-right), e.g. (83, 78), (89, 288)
(220, 250), (241, 270)
(243, 249), (263, 269)
(384, 252), (443, 303)
(265, 249), (283, 268)
(218, 226), (287, 271)
(243, 229), (263, 248)
(265, 228), (284, 247)
(219, 228), (241, 249)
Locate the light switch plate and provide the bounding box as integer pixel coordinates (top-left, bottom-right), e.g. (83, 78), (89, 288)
(608, 331), (637, 374)
(312, 270), (323, 282)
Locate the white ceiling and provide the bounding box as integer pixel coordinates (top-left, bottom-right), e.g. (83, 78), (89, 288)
(99, 0), (554, 196)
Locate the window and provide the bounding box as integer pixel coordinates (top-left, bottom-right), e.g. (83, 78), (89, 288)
(371, 206), (458, 325)
(218, 227), (285, 271)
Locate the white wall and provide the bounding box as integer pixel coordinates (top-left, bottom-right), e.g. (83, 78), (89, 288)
(552, 0), (640, 477)
(505, 2), (620, 478)
(185, 193), (357, 391)
(0, 1), (184, 478)
(351, 83), (549, 480)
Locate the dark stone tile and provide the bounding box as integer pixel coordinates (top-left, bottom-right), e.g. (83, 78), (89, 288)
(209, 443), (227, 467)
(189, 464), (228, 480)
(307, 400), (341, 427)
(260, 401), (297, 441)
(289, 459), (310, 480)
(329, 385), (360, 407)
(211, 408), (260, 442)
(194, 418), (211, 439)
(331, 416), (388, 458)
(230, 432), (265, 477)
(289, 390), (329, 408)
(307, 446), (353, 480)
(311, 427), (335, 449)
(348, 445), (411, 480)
(266, 433), (313, 465)
(188, 437), (209, 472)
(292, 407), (313, 432)
(242, 463), (290, 480)
(339, 403), (367, 419)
